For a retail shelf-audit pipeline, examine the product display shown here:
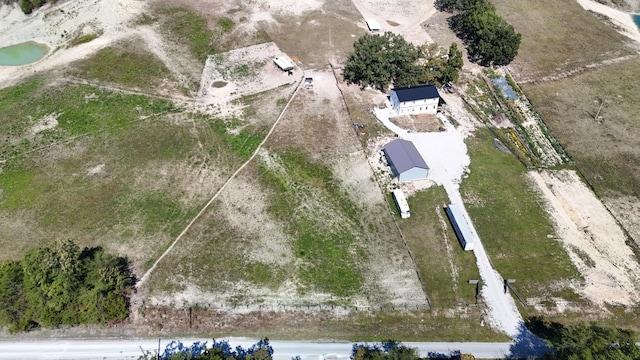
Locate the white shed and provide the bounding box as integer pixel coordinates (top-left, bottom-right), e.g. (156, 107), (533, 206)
(273, 56), (295, 71)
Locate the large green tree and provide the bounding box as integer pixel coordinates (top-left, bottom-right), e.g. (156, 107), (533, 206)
(343, 32), (423, 91)
(528, 317), (640, 360)
(423, 42), (464, 86)
(0, 240), (134, 333)
(549, 324), (640, 360)
(446, 0), (521, 66)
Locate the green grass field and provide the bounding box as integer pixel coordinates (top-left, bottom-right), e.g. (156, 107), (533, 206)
(396, 187), (481, 308)
(461, 129), (580, 300)
(69, 44), (175, 93)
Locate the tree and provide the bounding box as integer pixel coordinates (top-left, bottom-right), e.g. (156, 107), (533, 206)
(19, 0), (34, 14)
(436, 0), (485, 12)
(549, 323), (640, 360)
(528, 317), (640, 360)
(449, 0), (521, 66)
(0, 240), (134, 332)
(352, 341), (420, 360)
(0, 261), (30, 333)
(422, 43), (464, 87)
(144, 338), (274, 360)
(343, 32), (423, 91)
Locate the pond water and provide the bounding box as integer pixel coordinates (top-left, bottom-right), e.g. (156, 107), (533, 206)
(0, 41), (49, 66)
(633, 14), (640, 31)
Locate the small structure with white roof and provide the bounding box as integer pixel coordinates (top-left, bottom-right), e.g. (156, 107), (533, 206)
(273, 56), (295, 72)
(392, 189), (410, 219)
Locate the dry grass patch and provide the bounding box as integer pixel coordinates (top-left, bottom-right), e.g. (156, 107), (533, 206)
(262, 0), (367, 66)
(491, 0), (636, 81)
(523, 57), (640, 246)
(390, 114), (444, 132)
(523, 58), (640, 199)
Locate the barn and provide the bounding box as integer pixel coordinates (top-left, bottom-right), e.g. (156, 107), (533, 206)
(383, 139), (429, 182)
(390, 84), (440, 115)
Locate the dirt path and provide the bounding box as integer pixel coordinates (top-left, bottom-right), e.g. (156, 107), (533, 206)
(518, 54), (639, 84)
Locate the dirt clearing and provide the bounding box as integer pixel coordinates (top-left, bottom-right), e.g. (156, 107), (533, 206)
(529, 169), (640, 306)
(197, 42), (302, 117)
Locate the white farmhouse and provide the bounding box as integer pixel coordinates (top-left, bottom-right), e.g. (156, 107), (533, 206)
(390, 84), (440, 115)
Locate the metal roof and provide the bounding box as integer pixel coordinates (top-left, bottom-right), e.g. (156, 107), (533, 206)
(392, 84), (440, 103)
(446, 204), (475, 248)
(383, 139), (429, 173)
(273, 56), (294, 71)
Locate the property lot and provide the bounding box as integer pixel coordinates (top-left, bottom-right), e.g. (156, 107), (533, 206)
(2, 0), (640, 341)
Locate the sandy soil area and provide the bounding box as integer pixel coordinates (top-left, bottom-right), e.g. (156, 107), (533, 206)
(350, 0), (436, 45)
(196, 42), (302, 117)
(577, 0), (640, 43)
(0, 0), (145, 87)
(529, 170), (640, 306)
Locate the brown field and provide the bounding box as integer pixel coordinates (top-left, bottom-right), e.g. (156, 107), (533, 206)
(492, 0), (638, 82)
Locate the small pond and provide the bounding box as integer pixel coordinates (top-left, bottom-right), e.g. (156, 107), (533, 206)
(633, 14), (640, 31)
(0, 41), (49, 66)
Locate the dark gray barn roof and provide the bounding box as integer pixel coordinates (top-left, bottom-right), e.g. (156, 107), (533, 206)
(392, 84), (439, 103)
(383, 139), (429, 173)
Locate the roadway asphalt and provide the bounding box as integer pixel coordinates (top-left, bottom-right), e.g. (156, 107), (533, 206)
(0, 338), (548, 360)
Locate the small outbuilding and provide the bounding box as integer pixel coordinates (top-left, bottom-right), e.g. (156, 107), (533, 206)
(273, 56), (295, 71)
(390, 84), (440, 115)
(392, 189), (411, 219)
(445, 204), (475, 251)
(366, 19), (380, 34)
(382, 139), (429, 182)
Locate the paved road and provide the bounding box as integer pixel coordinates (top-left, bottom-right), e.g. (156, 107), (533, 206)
(0, 338), (539, 360)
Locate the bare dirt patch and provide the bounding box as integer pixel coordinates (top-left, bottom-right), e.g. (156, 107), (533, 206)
(30, 112), (59, 135)
(196, 42), (302, 117)
(390, 114), (443, 133)
(349, 0), (437, 45)
(529, 169), (640, 306)
(267, 67), (359, 158)
(0, 0), (146, 88)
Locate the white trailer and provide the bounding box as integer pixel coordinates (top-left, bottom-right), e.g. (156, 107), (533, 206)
(273, 56), (295, 71)
(392, 189), (410, 219)
(445, 204), (475, 251)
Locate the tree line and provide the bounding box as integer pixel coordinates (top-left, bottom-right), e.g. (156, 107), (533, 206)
(0, 240), (134, 333)
(148, 323), (640, 360)
(438, 0), (521, 66)
(343, 32), (464, 91)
